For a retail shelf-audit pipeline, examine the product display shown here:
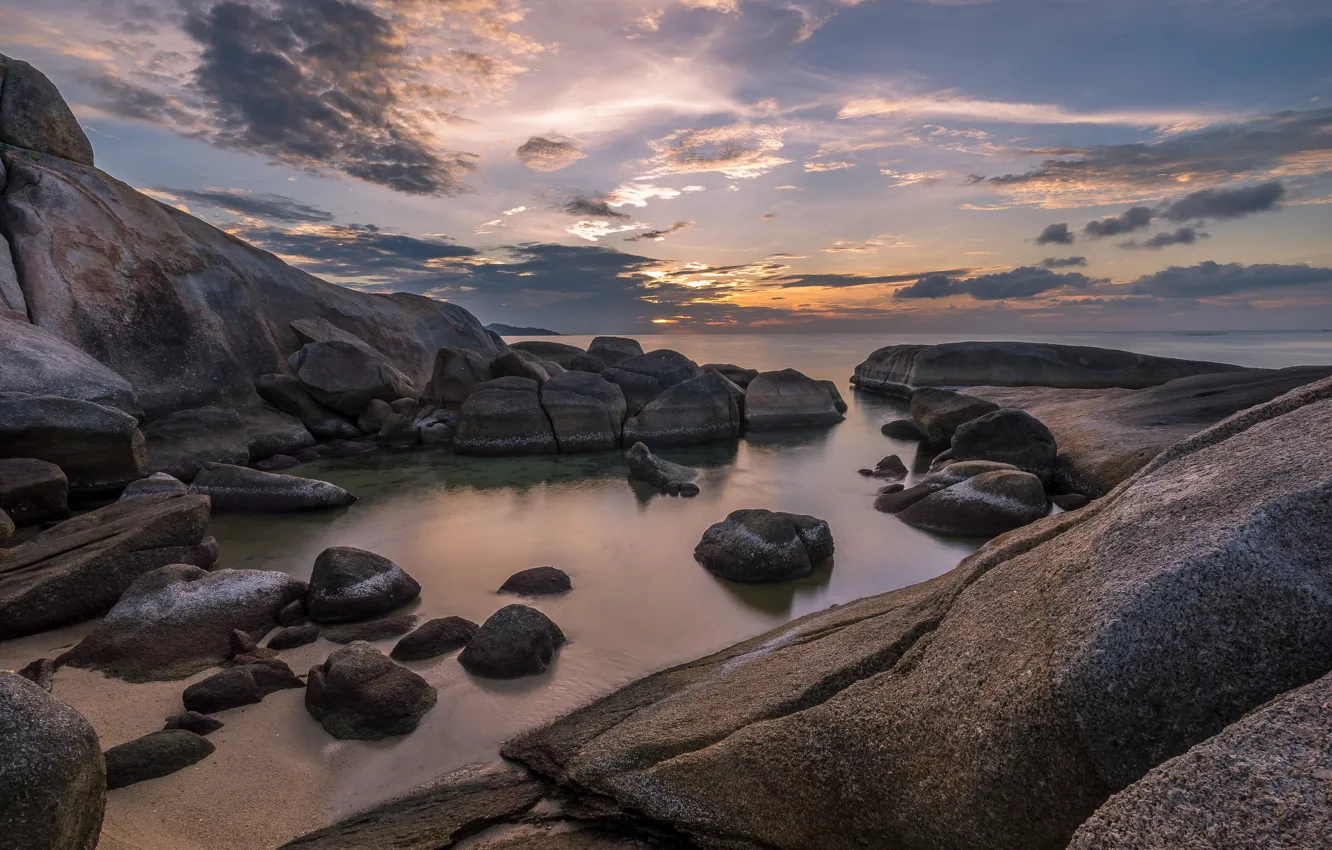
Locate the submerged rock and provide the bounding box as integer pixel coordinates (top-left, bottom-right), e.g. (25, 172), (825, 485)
(694, 509), (834, 583)
(881, 419), (926, 441)
(188, 462), (356, 512)
(499, 567), (572, 597)
(104, 730), (215, 790)
(623, 372), (741, 447)
(0, 393), (146, 491)
(454, 377), (558, 457)
(625, 441), (700, 496)
(305, 641), (437, 740)
(458, 605), (566, 679)
(744, 369), (845, 429)
(391, 617), (480, 661)
(307, 547), (421, 624)
(0, 457), (68, 526)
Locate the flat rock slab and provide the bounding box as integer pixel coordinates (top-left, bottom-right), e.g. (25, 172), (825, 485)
(626, 442), (699, 496)
(188, 462), (355, 512)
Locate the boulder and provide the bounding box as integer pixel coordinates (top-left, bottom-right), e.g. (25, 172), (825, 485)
(254, 454), (299, 471)
(896, 469), (1050, 538)
(820, 380), (849, 414)
(0, 54), (94, 165)
(0, 393), (146, 491)
(0, 457), (68, 525)
(622, 372), (741, 448)
(860, 455), (908, 480)
(355, 398), (395, 434)
(569, 352), (606, 373)
(949, 409), (1058, 484)
(0, 673), (104, 850)
(1054, 493), (1090, 511)
(0, 309), (136, 412)
(254, 374), (361, 441)
(0, 507), (11, 541)
(119, 472), (189, 499)
(236, 404), (315, 460)
(612, 350), (703, 390)
(142, 406), (251, 481)
(745, 369), (845, 429)
(104, 730), (215, 790)
(307, 546), (421, 624)
(322, 614), (419, 644)
(277, 599), (308, 627)
(852, 341), (1248, 396)
(499, 567), (572, 597)
(421, 347), (493, 408)
(458, 605), (566, 679)
(268, 624), (320, 650)
(391, 616), (480, 661)
(511, 340), (586, 369)
(599, 367), (663, 416)
(694, 509), (834, 583)
(0, 493), (214, 639)
(881, 419), (925, 441)
(305, 641), (437, 740)
(540, 371), (627, 453)
(188, 462), (355, 512)
(420, 422), (454, 445)
(182, 659), (304, 714)
(908, 388), (1000, 447)
(703, 363), (759, 388)
(454, 377), (558, 457)
(290, 340), (417, 416)
(625, 442), (700, 496)
(491, 350), (556, 386)
(163, 711), (224, 736)
(58, 564), (307, 681)
(873, 460), (1019, 514)
(586, 336), (644, 367)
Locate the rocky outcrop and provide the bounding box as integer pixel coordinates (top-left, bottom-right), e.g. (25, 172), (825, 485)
(852, 341), (1247, 396)
(459, 605), (566, 679)
(454, 377), (558, 456)
(744, 369), (845, 429)
(188, 462), (355, 512)
(0, 673), (104, 850)
(0, 54), (94, 165)
(623, 372), (740, 447)
(235, 404), (315, 459)
(704, 363), (759, 388)
(0, 457), (67, 526)
(512, 340), (586, 368)
(625, 441), (700, 496)
(0, 393), (146, 491)
(289, 340), (417, 416)
(305, 641), (437, 740)
(0, 309), (137, 413)
(907, 388), (999, 447)
(58, 564), (307, 681)
(421, 346), (493, 408)
(391, 616), (479, 661)
(587, 336), (643, 367)
(307, 546), (421, 624)
(694, 509), (834, 583)
(897, 469), (1049, 538)
(0, 492), (214, 638)
(143, 406), (251, 480)
(104, 730), (215, 789)
(948, 409), (1057, 484)
(255, 374), (360, 441)
(540, 371), (626, 453)
(599, 367), (662, 416)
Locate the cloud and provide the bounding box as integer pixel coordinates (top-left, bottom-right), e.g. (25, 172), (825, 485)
(776, 269), (971, 289)
(823, 238), (885, 254)
(606, 182), (703, 207)
(83, 72), (197, 126)
(804, 160), (856, 173)
(154, 187), (334, 223)
(896, 267), (1096, 300)
(644, 123), (791, 179)
(1083, 205), (1154, 238)
(894, 273), (961, 299)
(1159, 181), (1286, 221)
(564, 196), (631, 218)
(1129, 261), (1332, 298)
(1119, 227), (1209, 250)
(567, 220), (646, 241)
(1041, 256), (1088, 269)
(625, 221), (694, 242)
(1036, 223), (1075, 245)
(516, 137), (586, 171)
(838, 93), (1230, 132)
(235, 223), (476, 278)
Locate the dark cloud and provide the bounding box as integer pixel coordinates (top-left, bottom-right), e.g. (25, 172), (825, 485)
(1084, 206), (1153, 238)
(1036, 223), (1074, 245)
(894, 273), (960, 299)
(516, 137), (586, 172)
(1119, 227), (1209, 250)
(162, 187), (334, 223)
(564, 196), (631, 219)
(625, 221), (694, 242)
(1129, 261), (1332, 298)
(84, 72), (196, 125)
(776, 269), (970, 289)
(1040, 256), (1088, 269)
(1160, 181), (1286, 221)
(236, 223), (477, 278)
(896, 267), (1095, 300)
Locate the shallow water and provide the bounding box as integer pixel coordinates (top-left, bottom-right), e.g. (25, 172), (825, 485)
(205, 330), (1332, 818)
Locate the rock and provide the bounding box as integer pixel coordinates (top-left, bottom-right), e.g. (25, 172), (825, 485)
(625, 441), (700, 495)
(182, 659), (304, 714)
(290, 340), (417, 416)
(307, 547), (422, 624)
(454, 377), (558, 457)
(540, 371), (627, 453)
(228, 628), (261, 657)
(703, 363), (760, 388)
(305, 641), (437, 740)
(421, 347), (494, 408)
(0, 457), (67, 526)
(255, 374), (361, 441)
(499, 567), (572, 597)
(694, 509), (834, 583)
(1053, 493), (1090, 511)
(459, 605), (566, 679)
(236, 404), (315, 460)
(1069, 671), (1332, 850)
(745, 369), (845, 429)
(0, 54), (94, 164)
(254, 454), (299, 471)
(356, 398), (394, 434)
(329, 440), (376, 458)
(277, 599), (307, 626)
(0, 309), (137, 412)
(599, 367), (663, 416)
(587, 336), (644, 367)
(569, 353), (606, 373)
(104, 730), (215, 790)
(268, 624), (320, 650)
(821, 380), (849, 414)
(391, 617), (480, 661)
(16, 657), (54, 691)
(58, 564), (307, 681)
(0, 507), (12, 541)
(511, 341), (586, 369)
(188, 462), (355, 512)
(623, 372), (741, 448)
(852, 340), (1249, 396)
(612, 350), (703, 391)
(948, 409), (1058, 484)
(908, 387), (1000, 447)
(142, 406), (251, 481)
(163, 711), (224, 736)
(0, 673), (104, 850)
(322, 615), (419, 644)
(491, 350), (557, 386)
(881, 419), (925, 441)
(120, 472), (189, 499)
(860, 455), (908, 480)
(897, 469), (1049, 538)
(0, 493), (215, 639)
(0, 393), (147, 491)
(420, 422), (454, 445)
(873, 460), (1019, 514)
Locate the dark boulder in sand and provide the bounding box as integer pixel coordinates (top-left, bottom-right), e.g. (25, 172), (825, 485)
(512, 341), (586, 369)
(16, 657), (55, 691)
(626, 441), (700, 496)
(908, 388), (999, 447)
(897, 469), (1049, 538)
(459, 605), (566, 679)
(0, 457), (68, 526)
(949, 409), (1057, 484)
(421, 347), (493, 408)
(454, 377), (558, 457)
(0, 54), (94, 165)
(142, 406), (251, 481)
(306, 641), (437, 740)
(694, 509), (834, 583)
(540, 371), (626, 453)
(499, 567), (572, 597)
(623, 372), (741, 447)
(307, 547), (421, 624)
(188, 462), (355, 512)
(163, 711), (224, 736)
(391, 617), (480, 661)
(255, 374), (360, 441)
(744, 369), (845, 429)
(322, 615), (419, 644)
(268, 624), (320, 650)
(587, 336), (643, 367)
(0, 393), (146, 491)
(104, 730), (214, 789)
(182, 659), (304, 714)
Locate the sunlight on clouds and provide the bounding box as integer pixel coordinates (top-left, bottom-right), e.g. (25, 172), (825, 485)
(644, 123), (792, 179)
(567, 220), (648, 241)
(805, 160), (856, 173)
(839, 93), (1236, 132)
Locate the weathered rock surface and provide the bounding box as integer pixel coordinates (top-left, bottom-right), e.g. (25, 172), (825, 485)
(391, 616), (480, 661)
(119, 472), (189, 499)
(613, 350), (703, 391)
(255, 374), (360, 441)
(897, 469), (1049, 538)
(599, 367), (663, 416)
(569, 352), (606, 373)
(455, 377), (558, 456)
(694, 509), (834, 583)
(625, 442), (700, 496)
(493, 350), (557, 386)
(16, 657), (54, 691)
(860, 455), (908, 480)
(908, 388), (999, 447)
(587, 336), (644, 367)
(0, 493), (214, 639)
(623, 372), (740, 447)
(142, 406), (251, 480)
(306, 641), (437, 740)
(163, 711), (224, 736)
(0, 55), (94, 165)
(104, 730), (215, 789)
(540, 371), (626, 453)
(307, 546), (421, 624)
(182, 659), (304, 714)
(853, 341), (1247, 396)
(422, 346), (494, 408)
(0, 507), (12, 541)
(189, 462), (355, 512)
(0, 457), (67, 525)
(58, 563), (307, 681)
(322, 614), (419, 644)
(459, 605), (566, 679)
(512, 341), (586, 368)
(0, 309), (137, 412)
(0, 393), (146, 491)
(290, 340), (417, 416)
(500, 567), (573, 597)
(745, 369), (845, 429)
(703, 363), (759, 388)
(881, 419), (925, 441)
(236, 404), (315, 460)
(949, 409), (1057, 484)
(0, 673), (104, 850)
(268, 624), (320, 650)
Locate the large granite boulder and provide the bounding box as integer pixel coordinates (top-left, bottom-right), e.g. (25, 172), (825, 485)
(454, 377), (558, 456)
(289, 340), (417, 416)
(540, 371), (627, 453)
(104, 730), (215, 789)
(908, 387), (999, 447)
(0, 492), (214, 638)
(897, 469), (1049, 538)
(745, 369), (845, 429)
(949, 409), (1057, 484)
(307, 546), (421, 623)
(694, 509), (834, 583)
(0, 393), (146, 491)
(587, 336), (643, 367)
(235, 404), (315, 460)
(0, 673), (104, 850)
(511, 340), (586, 369)
(704, 363), (760, 388)
(501, 374), (1332, 850)
(599, 367), (663, 416)
(0, 309), (137, 412)
(58, 563), (307, 681)
(626, 441), (699, 496)
(622, 372), (741, 447)
(142, 406), (251, 481)
(305, 641), (437, 740)
(0, 457), (68, 526)
(492, 350), (558, 386)
(254, 374), (360, 441)
(852, 341), (1248, 396)
(421, 346), (493, 408)
(188, 463), (355, 512)
(613, 350), (703, 390)
(0, 54), (94, 165)
(569, 352), (606, 373)
(459, 604), (566, 679)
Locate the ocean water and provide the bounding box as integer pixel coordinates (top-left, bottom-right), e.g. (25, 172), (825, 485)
(206, 330), (1332, 815)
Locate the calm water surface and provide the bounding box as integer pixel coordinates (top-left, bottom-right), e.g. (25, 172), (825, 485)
(206, 330), (1332, 814)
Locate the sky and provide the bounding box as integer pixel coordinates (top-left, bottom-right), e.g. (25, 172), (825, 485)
(3, 0), (1332, 334)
